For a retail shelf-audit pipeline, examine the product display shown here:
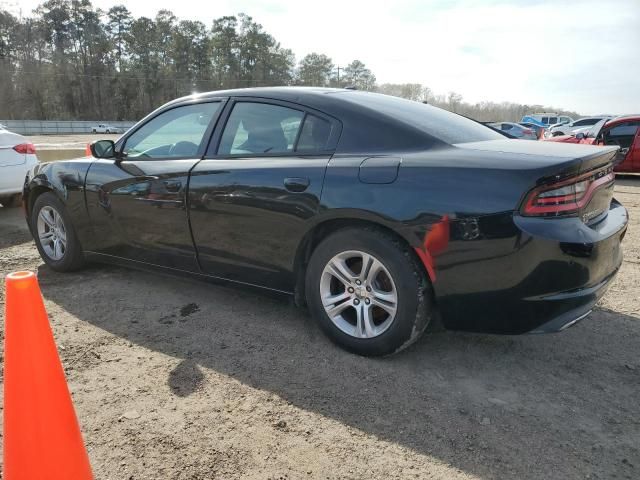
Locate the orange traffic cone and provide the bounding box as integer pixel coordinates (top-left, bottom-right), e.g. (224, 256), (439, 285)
(3, 271), (93, 479)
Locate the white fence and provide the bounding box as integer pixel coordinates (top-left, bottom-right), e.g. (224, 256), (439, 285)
(0, 120), (136, 135)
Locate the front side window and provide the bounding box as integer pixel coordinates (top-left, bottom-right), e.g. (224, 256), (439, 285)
(123, 102), (221, 159)
(218, 102), (304, 155)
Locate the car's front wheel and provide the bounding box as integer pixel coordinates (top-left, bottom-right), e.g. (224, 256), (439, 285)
(31, 192), (85, 271)
(305, 228), (432, 356)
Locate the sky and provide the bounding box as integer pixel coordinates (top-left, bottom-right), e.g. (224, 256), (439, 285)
(8, 0), (640, 115)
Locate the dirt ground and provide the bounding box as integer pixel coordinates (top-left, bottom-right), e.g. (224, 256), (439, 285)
(0, 178), (639, 480)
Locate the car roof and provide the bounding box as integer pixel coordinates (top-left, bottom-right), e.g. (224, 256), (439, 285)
(604, 114), (640, 126)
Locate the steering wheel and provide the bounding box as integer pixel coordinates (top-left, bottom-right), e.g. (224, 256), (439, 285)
(168, 141), (199, 156)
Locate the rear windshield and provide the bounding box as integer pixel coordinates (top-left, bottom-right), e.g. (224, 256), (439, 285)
(341, 92), (503, 144)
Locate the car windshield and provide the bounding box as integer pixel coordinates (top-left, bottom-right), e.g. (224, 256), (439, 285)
(585, 118), (608, 138)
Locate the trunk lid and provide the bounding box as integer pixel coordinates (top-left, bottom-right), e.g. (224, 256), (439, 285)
(455, 139), (619, 223)
(0, 131), (28, 167)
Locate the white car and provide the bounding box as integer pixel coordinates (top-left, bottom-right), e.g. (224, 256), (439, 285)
(0, 129), (38, 207)
(546, 116), (611, 138)
(91, 124), (121, 134)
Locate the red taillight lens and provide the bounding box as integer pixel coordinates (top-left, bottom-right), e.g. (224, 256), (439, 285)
(522, 128), (533, 135)
(521, 169), (614, 216)
(13, 143), (36, 155)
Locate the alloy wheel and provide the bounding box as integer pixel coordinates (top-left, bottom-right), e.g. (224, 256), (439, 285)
(320, 250), (398, 339)
(37, 206), (67, 261)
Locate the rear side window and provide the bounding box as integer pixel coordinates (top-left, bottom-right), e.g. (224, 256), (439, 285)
(218, 102), (304, 155)
(548, 117), (558, 124)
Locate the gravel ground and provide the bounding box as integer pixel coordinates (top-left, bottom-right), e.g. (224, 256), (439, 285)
(0, 177), (639, 480)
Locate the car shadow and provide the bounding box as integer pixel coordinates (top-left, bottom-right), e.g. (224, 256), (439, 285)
(615, 174), (640, 188)
(37, 264), (639, 480)
(0, 206), (32, 249)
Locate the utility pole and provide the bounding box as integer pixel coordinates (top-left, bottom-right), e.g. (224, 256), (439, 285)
(333, 65), (342, 86)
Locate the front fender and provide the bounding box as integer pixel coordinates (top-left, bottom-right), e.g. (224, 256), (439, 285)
(24, 158), (95, 247)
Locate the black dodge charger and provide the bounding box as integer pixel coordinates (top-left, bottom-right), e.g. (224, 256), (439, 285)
(23, 88), (628, 356)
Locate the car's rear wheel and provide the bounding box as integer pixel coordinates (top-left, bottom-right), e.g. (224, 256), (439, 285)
(31, 192), (85, 271)
(305, 228), (432, 356)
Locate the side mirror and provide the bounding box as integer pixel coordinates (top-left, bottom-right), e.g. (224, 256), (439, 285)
(90, 140), (116, 158)
(575, 132), (585, 140)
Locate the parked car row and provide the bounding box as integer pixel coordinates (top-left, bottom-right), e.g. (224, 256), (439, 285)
(545, 115), (640, 173)
(486, 113), (639, 172)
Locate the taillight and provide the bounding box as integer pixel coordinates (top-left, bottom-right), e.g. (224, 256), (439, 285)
(522, 128), (533, 135)
(521, 168), (614, 216)
(13, 143), (36, 155)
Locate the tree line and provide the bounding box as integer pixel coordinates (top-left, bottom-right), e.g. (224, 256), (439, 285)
(0, 1), (578, 122)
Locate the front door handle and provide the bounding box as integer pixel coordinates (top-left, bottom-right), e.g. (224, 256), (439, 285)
(284, 177), (310, 193)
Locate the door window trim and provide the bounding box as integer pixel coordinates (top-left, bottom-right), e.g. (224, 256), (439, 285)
(114, 98), (228, 161)
(205, 97), (342, 159)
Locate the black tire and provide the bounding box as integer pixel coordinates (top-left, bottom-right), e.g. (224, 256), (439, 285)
(552, 131), (564, 137)
(92, 129), (96, 133)
(305, 227), (432, 356)
(0, 194), (21, 208)
(31, 192), (85, 272)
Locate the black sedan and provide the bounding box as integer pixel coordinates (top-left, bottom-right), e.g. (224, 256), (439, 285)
(23, 88), (628, 356)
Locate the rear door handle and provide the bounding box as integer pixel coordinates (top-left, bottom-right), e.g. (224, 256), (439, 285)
(163, 180), (182, 193)
(284, 177), (310, 193)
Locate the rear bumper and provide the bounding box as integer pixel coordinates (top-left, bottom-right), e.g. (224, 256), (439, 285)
(526, 266), (618, 333)
(433, 200), (627, 334)
(0, 155), (38, 195)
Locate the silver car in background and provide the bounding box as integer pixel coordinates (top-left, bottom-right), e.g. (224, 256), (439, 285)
(546, 116), (611, 137)
(488, 122), (538, 140)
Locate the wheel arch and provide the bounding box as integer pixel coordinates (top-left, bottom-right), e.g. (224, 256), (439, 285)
(292, 215), (430, 306)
